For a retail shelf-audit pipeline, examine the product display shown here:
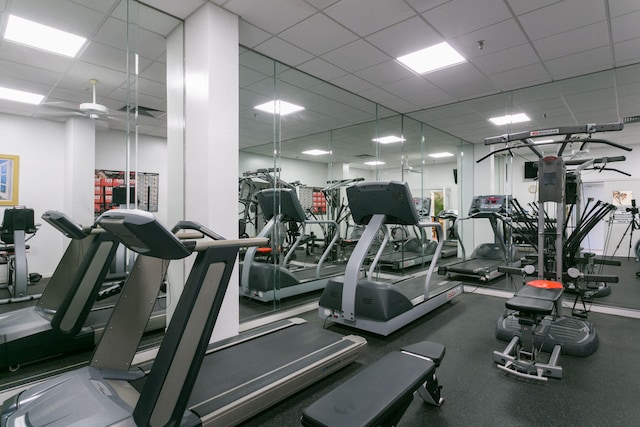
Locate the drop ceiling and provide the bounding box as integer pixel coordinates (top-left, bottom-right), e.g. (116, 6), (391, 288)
(0, 0), (639, 163)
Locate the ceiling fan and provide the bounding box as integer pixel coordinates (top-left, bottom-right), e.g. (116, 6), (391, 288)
(38, 79), (125, 123)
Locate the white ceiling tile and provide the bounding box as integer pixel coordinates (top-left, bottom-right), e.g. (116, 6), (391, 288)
(611, 10), (640, 43)
(381, 76), (437, 98)
(518, 0), (606, 40)
(297, 58), (348, 81)
(545, 46), (613, 80)
(423, 0), (512, 39)
(70, 0), (119, 15)
(355, 60), (415, 87)
(356, 87), (397, 105)
(224, 0), (316, 34)
(0, 58), (61, 86)
(365, 16), (441, 58)
(403, 0), (452, 13)
(471, 44), (540, 75)
(0, 42), (73, 73)
(488, 63), (551, 91)
(9, 0), (105, 37)
(329, 73), (376, 92)
(424, 63), (498, 99)
(506, 0), (559, 16)
(138, 0), (205, 20)
(239, 20), (271, 48)
(303, 0), (340, 10)
(321, 40), (389, 72)
(279, 13), (358, 56)
(135, 2), (182, 36)
(93, 17), (128, 50)
(614, 37), (640, 66)
(608, 0), (640, 17)
(324, 0), (415, 37)
(449, 19), (528, 61)
(79, 42), (127, 73)
(534, 21), (609, 60)
(404, 87), (456, 109)
(254, 37), (315, 67)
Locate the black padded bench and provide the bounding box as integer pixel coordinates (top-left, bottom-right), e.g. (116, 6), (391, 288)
(301, 341), (445, 427)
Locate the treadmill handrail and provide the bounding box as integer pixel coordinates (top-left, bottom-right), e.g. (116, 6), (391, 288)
(415, 221), (444, 298)
(282, 219), (339, 279)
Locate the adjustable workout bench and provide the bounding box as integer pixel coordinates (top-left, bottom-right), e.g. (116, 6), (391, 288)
(493, 280), (564, 381)
(301, 341), (445, 426)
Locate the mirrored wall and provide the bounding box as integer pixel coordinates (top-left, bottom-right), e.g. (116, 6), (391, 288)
(238, 49), (474, 321)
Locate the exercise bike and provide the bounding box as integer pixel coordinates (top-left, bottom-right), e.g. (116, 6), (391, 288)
(0, 207), (42, 303)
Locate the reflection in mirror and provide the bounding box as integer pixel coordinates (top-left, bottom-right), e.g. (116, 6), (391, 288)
(0, 0), (177, 380)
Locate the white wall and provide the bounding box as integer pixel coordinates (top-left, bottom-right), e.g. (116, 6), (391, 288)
(0, 112), (167, 280)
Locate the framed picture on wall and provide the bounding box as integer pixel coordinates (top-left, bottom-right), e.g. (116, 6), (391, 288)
(0, 154), (19, 206)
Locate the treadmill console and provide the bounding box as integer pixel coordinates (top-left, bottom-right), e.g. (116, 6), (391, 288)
(468, 195), (513, 217)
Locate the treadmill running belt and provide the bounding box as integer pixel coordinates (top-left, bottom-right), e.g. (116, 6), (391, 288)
(188, 324), (353, 416)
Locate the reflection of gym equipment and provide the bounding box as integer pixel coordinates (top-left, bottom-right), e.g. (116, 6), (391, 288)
(438, 195), (520, 282)
(0, 210), (166, 371)
(373, 200), (458, 270)
(0, 207), (42, 302)
(0, 210), (367, 426)
(240, 187), (342, 302)
(318, 181), (463, 336)
(487, 122), (626, 380)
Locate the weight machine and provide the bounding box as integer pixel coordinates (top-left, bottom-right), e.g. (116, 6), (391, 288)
(482, 122), (628, 380)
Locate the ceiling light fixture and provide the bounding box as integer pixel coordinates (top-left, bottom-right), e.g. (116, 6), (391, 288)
(489, 113), (530, 126)
(4, 15), (87, 57)
(302, 149), (330, 156)
(0, 86), (44, 104)
(396, 42), (466, 75)
(254, 100), (304, 116)
(428, 152), (455, 159)
(372, 135), (406, 144)
(364, 160), (385, 166)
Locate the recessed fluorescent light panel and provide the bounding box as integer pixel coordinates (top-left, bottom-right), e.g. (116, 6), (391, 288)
(396, 42), (466, 75)
(428, 152), (454, 159)
(4, 15), (87, 57)
(254, 100), (304, 116)
(302, 149), (330, 156)
(364, 160), (385, 166)
(372, 135), (406, 144)
(489, 113), (531, 126)
(0, 86), (44, 104)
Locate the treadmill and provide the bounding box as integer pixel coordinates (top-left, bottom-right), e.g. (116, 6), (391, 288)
(0, 210), (165, 371)
(240, 187), (343, 302)
(374, 198), (457, 270)
(0, 209), (366, 426)
(318, 181), (464, 336)
(437, 195), (520, 282)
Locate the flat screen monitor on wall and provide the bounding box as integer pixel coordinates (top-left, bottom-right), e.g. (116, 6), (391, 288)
(524, 161), (538, 179)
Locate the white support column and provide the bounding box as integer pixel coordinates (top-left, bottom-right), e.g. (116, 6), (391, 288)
(182, 3), (239, 340)
(65, 117), (96, 228)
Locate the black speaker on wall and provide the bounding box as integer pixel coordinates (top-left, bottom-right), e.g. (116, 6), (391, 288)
(524, 161), (538, 179)
(453, 168), (458, 184)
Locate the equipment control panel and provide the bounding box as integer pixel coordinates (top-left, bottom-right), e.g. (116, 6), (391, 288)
(468, 195), (513, 216)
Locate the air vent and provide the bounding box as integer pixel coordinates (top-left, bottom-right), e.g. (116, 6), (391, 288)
(362, 297), (373, 305)
(623, 116), (640, 124)
(354, 153), (375, 158)
(119, 105), (165, 118)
